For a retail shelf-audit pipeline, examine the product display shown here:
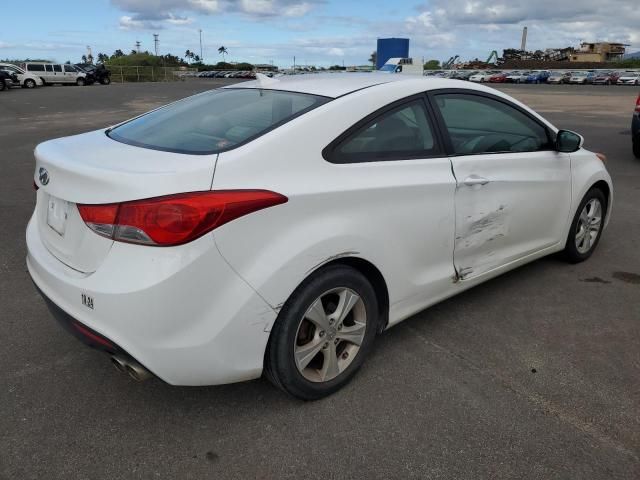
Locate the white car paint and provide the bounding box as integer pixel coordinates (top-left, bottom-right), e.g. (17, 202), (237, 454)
(27, 74), (613, 386)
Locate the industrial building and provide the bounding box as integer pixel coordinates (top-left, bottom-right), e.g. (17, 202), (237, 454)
(569, 42), (628, 63)
(376, 38), (409, 70)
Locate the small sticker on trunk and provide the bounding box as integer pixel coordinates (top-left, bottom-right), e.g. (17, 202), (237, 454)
(81, 293), (94, 310)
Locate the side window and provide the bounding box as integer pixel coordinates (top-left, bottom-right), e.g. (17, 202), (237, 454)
(64, 65), (76, 73)
(434, 93), (551, 155)
(45, 65), (53, 72)
(53, 65), (62, 72)
(328, 99), (439, 163)
(28, 64), (45, 72)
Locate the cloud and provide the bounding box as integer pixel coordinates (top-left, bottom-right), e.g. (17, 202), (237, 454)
(406, 0), (639, 55)
(112, 0), (322, 30)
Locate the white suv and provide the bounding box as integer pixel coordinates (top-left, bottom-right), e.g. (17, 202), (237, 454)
(22, 62), (88, 86)
(0, 63), (43, 88)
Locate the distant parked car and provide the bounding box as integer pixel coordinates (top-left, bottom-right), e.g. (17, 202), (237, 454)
(617, 72), (640, 86)
(506, 71), (531, 83)
(452, 70), (477, 81)
(75, 63), (112, 85)
(526, 71), (550, 84)
(469, 71), (498, 82)
(592, 71), (621, 85)
(22, 62), (89, 86)
(547, 71), (571, 84)
(633, 93), (640, 158)
(0, 63), (43, 88)
(569, 71), (596, 84)
(488, 72), (510, 83)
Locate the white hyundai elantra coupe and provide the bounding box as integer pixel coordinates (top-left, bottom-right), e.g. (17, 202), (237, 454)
(27, 73), (612, 400)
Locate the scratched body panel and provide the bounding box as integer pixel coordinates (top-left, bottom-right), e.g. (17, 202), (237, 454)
(451, 151), (572, 279)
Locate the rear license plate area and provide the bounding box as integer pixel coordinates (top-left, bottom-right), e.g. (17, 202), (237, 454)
(47, 196), (70, 236)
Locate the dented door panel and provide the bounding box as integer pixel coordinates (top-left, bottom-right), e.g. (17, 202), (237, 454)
(451, 151), (571, 279)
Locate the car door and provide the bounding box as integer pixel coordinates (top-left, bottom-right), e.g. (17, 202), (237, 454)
(430, 90), (571, 280)
(63, 64), (77, 83)
(50, 64), (63, 83)
(322, 95), (458, 315)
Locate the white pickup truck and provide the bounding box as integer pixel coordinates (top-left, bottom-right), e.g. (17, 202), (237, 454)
(378, 57), (423, 75)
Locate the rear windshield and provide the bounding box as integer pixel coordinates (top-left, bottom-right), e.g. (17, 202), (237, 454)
(107, 88), (330, 154)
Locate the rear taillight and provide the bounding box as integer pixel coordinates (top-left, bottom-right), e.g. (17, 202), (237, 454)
(77, 190), (287, 246)
(635, 95), (640, 113)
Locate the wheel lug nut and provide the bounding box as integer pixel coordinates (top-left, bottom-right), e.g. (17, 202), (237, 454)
(337, 324), (342, 330)
(342, 352), (349, 359)
(323, 342), (328, 349)
(319, 331), (325, 337)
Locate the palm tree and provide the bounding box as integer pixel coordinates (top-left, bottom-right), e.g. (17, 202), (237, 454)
(218, 46), (228, 62)
(368, 51), (377, 68)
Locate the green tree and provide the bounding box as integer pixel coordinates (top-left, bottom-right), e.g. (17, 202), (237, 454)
(423, 59), (441, 70)
(113, 49), (125, 58)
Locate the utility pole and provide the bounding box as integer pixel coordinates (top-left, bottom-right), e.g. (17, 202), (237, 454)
(199, 29), (203, 62)
(293, 56), (296, 72)
(135, 40), (141, 53)
(153, 34), (159, 56)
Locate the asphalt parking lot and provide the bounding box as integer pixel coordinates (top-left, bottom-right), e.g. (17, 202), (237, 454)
(1, 79), (639, 479)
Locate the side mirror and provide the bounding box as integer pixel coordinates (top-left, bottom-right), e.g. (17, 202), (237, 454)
(555, 130), (584, 153)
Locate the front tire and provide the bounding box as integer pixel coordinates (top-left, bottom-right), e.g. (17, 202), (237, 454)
(265, 265), (378, 400)
(76, 77), (86, 86)
(100, 76), (111, 85)
(24, 79), (36, 88)
(633, 137), (640, 159)
(563, 188), (607, 263)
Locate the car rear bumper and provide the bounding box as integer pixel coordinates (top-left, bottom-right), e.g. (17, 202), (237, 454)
(26, 213), (276, 386)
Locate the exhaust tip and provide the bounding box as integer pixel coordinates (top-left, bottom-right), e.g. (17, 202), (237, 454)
(111, 355), (127, 373)
(110, 355), (152, 382)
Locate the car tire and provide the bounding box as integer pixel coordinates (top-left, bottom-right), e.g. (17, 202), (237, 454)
(24, 79), (36, 89)
(563, 188), (607, 263)
(76, 77), (86, 86)
(265, 264), (379, 400)
(100, 77), (111, 85)
(0, 80), (6, 91)
(633, 137), (640, 159)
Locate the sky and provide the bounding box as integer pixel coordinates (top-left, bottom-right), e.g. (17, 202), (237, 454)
(1, 0), (639, 67)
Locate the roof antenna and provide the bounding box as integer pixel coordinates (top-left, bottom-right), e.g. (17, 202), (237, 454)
(255, 72), (279, 87)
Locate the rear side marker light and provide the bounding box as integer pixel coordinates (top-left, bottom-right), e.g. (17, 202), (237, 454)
(77, 190), (287, 246)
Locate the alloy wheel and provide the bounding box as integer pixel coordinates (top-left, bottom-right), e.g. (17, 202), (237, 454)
(294, 287), (367, 383)
(575, 198), (602, 254)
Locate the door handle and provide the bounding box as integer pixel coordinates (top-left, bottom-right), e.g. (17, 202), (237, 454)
(463, 175), (490, 187)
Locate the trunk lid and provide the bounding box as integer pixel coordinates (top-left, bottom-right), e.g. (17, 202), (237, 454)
(34, 129), (217, 273)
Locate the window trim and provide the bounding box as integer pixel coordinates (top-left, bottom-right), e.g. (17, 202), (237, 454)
(426, 88), (556, 157)
(322, 94), (444, 164)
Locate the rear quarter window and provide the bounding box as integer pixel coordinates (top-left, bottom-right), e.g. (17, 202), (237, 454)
(107, 88), (329, 154)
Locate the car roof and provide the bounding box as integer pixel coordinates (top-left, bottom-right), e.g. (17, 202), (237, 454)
(225, 73), (416, 98)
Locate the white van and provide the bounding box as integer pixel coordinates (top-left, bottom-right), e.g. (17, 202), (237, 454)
(21, 62), (88, 86)
(0, 63), (43, 88)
